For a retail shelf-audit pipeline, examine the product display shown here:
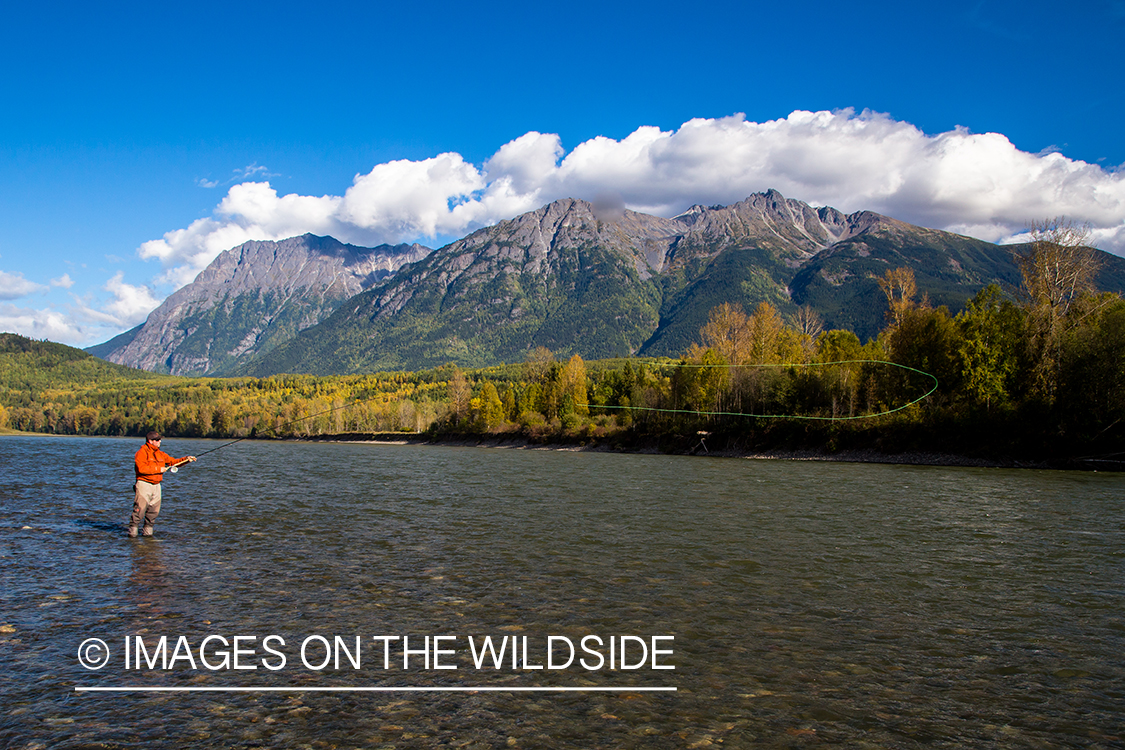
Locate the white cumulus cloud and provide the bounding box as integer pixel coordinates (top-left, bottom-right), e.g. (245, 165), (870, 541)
(0, 270), (48, 300)
(137, 109), (1125, 290)
(101, 272), (162, 326)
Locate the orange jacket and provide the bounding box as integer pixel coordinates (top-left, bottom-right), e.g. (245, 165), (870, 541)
(134, 443), (187, 484)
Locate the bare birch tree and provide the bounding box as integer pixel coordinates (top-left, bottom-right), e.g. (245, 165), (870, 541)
(1016, 218), (1100, 319)
(877, 267), (917, 327)
(1015, 217), (1102, 396)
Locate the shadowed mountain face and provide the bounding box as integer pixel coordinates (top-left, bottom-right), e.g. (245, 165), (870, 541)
(241, 191), (1125, 376)
(96, 234), (431, 376)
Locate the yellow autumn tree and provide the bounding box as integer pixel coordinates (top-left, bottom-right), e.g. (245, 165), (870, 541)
(559, 354), (589, 417)
(479, 381), (505, 429)
(747, 301), (786, 363)
(700, 302), (752, 365)
(877, 267), (917, 327)
(447, 367), (471, 423)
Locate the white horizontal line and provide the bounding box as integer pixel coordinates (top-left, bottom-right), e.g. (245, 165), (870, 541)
(76, 686), (677, 693)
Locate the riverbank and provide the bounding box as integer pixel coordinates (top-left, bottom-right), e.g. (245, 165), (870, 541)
(297, 429), (1118, 471)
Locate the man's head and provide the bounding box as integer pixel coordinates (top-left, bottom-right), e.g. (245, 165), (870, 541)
(146, 431), (162, 445)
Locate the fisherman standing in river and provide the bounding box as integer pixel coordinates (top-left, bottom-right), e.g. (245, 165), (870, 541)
(129, 431), (196, 538)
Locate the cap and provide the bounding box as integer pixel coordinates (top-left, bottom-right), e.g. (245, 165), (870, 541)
(146, 431), (162, 441)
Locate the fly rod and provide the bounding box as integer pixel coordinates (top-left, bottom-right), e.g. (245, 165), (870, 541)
(161, 391), (394, 468)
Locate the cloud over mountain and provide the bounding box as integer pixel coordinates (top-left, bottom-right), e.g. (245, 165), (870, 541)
(135, 110), (1125, 289)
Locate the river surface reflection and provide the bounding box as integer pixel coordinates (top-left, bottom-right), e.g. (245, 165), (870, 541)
(1, 436), (1123, 748)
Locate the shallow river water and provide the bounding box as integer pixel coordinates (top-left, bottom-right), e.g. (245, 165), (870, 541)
(1, 435), (1123, 749)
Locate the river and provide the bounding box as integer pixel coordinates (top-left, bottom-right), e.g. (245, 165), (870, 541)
(1, 435), (1122, 748)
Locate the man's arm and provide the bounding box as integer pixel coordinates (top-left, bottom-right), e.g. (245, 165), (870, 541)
(163, 450), (198, 466)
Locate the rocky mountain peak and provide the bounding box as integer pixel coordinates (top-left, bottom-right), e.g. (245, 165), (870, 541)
(99, 234), (431, 375)
(648, 193), (914, 282)
(395, 198), (687, 291)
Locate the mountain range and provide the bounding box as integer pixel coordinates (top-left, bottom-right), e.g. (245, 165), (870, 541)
(91, 191), (1125, 375)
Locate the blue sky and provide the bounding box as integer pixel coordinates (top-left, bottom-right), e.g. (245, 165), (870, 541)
(2, 0), (1124, 345)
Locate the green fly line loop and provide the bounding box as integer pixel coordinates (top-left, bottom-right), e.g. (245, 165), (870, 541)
(188, 359), (937, 461)
(595, 359), (938, 422)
